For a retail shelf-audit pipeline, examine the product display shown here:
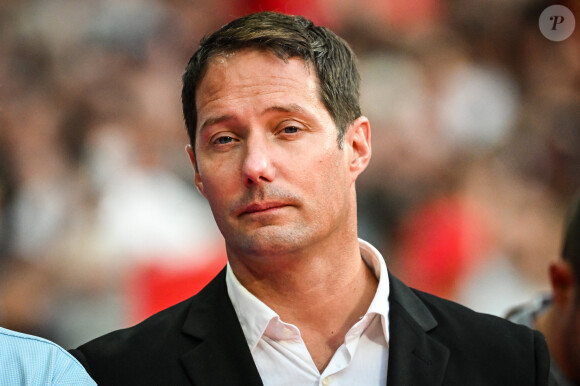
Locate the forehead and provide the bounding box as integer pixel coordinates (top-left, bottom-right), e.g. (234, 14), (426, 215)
(204, 49), (315, 87)
(202, 48), (313, 81)
(195, 49), (322, 118)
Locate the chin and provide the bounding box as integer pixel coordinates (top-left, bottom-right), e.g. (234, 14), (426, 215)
(229, 227), (310, 256)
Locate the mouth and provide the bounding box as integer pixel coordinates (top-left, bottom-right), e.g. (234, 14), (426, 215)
(239, 202), (289, 216)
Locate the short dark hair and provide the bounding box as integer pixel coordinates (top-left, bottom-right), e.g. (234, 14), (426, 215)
(181, 11), (361, 150)
(562, 193), (580, 284)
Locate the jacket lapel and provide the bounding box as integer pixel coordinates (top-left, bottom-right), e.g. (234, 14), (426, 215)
(180, 269), (264, 386)
(386, 273), (450, 385)
(175, 268), (450, 385)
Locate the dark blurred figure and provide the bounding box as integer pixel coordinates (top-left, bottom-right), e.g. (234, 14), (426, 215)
(507, 194), (580, 385)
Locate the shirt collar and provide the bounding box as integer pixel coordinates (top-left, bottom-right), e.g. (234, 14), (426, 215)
(359, 238), (390, 343)
(226, 238), (390, 351)
(226, 263), (277, 351)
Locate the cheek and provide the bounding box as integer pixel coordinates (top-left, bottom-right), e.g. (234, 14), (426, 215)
(310, 154), (351, 209)
(198, 156), (236, 190)
(321, 151), (350, 189)
(198, 172), (237, 216)
(203, 181), (234, 206)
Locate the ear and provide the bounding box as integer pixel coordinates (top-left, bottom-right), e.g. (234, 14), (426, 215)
(549, 259), (575, 305)
(345, 116), (371, 181)
(186, 145), (207, 198)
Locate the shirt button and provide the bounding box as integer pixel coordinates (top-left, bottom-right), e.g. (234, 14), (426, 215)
(321, 377), (330, 386)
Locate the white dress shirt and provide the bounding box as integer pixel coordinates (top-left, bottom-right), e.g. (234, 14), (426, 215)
(226, 239), (390, 386)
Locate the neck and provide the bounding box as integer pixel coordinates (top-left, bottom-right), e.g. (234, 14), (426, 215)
(230, 236), (375, 310)
(535, 307), (555, 356)
(535, 305), (580, 383)
(229, 237), (379, 371)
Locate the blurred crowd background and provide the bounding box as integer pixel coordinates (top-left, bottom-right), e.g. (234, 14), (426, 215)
(1, 0), (579, 349)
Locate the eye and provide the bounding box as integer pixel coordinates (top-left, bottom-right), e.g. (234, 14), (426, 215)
(214, 136), (234, 144)
(276, 122), (305, 140)
(283, 126), (300, 134)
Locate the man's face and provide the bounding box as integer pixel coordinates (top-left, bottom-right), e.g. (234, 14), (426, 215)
(189, 49), (369, 262)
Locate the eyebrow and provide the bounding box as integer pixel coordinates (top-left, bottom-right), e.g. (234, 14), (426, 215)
(199, 104), (308, 132)
(199, 114), (236, 132)
(263, 104), (305, 115)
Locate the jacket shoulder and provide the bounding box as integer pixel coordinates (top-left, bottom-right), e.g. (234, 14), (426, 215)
(71, 269), (229, 385)
(411, 287), (550, 384)
(413, 287), (536, 340)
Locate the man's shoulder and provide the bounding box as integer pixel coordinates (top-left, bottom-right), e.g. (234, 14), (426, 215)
(411, 286), (548, 370)
(1, 326), (54, 346)
(75, 270), (225, 353)
(411, 286), (539, 340)
(75, 268), (227, 352)
(390, 272), (546, 348)
(80, 294), (196, 352)
(0, 327), (96, 385)
(69, 269), (231, 384)
(390, 272), (538, 338)
(1, 326), (78, 360)
(389, 280), (550, 384)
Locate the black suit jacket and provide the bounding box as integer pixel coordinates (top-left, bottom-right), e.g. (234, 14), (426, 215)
(70, 269), (550, 385)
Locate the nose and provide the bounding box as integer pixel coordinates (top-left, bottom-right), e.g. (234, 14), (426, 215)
(242, 134), (275, 187)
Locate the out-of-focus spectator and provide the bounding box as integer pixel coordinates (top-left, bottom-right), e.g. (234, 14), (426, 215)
(0, 258), (56, 339)
(0, 0), (231, 348)
(455, 158), (561, 315)
(506, 194), (580, 385)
